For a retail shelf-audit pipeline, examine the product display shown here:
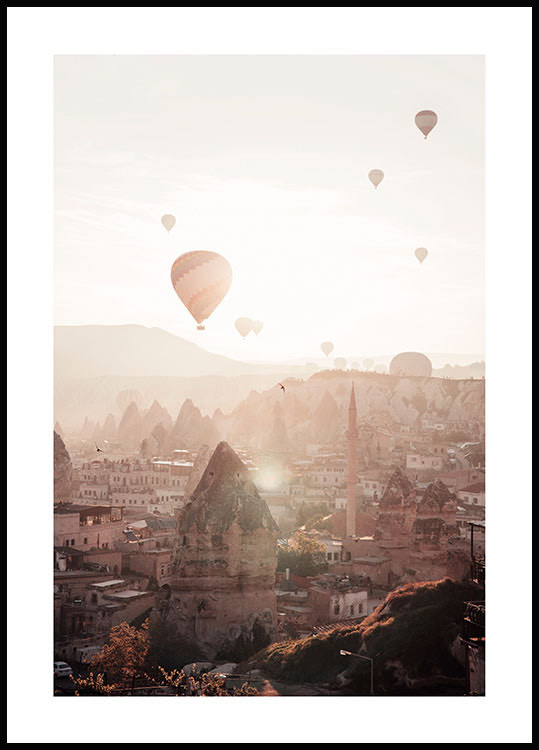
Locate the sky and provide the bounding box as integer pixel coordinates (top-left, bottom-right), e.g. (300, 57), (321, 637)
(54, 55), (484, 363)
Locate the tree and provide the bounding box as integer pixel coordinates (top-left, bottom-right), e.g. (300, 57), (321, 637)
(277, 532), (328, 577)
(90, 619), (150, 687)
(157, 667), (258, 696)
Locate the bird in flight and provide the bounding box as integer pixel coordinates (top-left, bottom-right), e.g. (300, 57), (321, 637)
(95, 443), (103, 452)
(278, 383), (286, 393)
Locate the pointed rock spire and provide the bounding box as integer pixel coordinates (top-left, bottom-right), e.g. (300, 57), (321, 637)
(178, 441), (279, 534)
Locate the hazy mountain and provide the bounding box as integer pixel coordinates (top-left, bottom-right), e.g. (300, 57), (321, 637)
(54, 324), (303, 379)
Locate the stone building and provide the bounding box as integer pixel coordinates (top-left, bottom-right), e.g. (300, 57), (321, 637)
(165, 441), (280, 660)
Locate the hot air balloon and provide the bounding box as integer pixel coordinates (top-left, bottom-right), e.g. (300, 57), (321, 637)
(252, 320), (264, 336)
(170, 251), (232, 331)
(368, 169), (384, 189)
(415, 110), (438, 139)
(235, 317), (253, 339)
(161, 214), (176, 232)
(389, 352), (432, 378)
(363, 358), (374, 370)
(321, 341), (334, 357)
(116, 389), (144, 413)
(334, 357), (347, 370)
(415, 247), (428, 264)
(351, 361), (360, 370)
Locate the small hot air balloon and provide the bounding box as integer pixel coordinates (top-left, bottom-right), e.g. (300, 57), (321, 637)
(415, 110), (438, 139)
(334, 357), (347, 370)
(351, 361), (360, 370)
(235, 317), (253, 339)
(161, 214), (176, 232)
(363, 358), (374, 370)
(252, 320), (263, 336)
(415, 247), (428, 264)
(171, 251), (232, 331)
(368, 169), (384, 189)
(321, 341), (334, 357)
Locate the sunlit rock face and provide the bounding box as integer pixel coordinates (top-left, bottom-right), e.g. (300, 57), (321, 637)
(168, 441), (279, 660)
(54, 431), (72, 502)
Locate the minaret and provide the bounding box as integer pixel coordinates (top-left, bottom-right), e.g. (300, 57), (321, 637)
(346, 384), (358, 537)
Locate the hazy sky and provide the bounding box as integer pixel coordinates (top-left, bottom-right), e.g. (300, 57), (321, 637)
(55, 55), (484, 363)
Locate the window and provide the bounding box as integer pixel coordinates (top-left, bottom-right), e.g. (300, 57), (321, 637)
(71, 539), (75, 546)
(327, 552), (331, 561)
(350, 605), (354, 615)
(83, 538), (88, 545)
(334, 603), (340, 616)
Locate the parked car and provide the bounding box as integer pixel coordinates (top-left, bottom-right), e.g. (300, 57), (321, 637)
(54, 661), (73, 678)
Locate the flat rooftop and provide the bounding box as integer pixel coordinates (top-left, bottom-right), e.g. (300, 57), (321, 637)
(91, 579), (125, 588)
(106, 590), (149, 599)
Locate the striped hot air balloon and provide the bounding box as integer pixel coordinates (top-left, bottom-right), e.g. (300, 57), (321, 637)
(170, 251), (232, 330)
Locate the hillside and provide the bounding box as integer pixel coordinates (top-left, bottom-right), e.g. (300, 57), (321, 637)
(54, 324), (284, 379)
(217, 370), (485, 450)
(243, 578), (482, 695)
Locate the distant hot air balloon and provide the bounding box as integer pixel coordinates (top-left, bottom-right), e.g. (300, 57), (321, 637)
(235, 317), (254, 339)
(252, 320), (264, 336)
(363, 358), (374, 370)
(170, 251), (232, 331)
(334, 357), (347, 370)
(415, 110), (438, 139)
(368, 169), (384, 189)
(351, 361), (360, 370)
(161, 214), (176, 232)
(415, 247), (428, 264)
(321, 341), (334, 357)
(390, 352), (432, 378)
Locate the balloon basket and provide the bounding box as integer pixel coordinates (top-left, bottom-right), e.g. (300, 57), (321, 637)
(196, 325), (205, 331)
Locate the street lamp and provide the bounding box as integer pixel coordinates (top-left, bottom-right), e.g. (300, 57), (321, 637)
(340, 650), (374, 695)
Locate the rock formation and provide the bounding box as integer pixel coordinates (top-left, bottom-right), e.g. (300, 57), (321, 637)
(213, 372), (484, 449)
(117, 401), (143, 448)
(165, 399), (220, 454)
(183, 444), (212, 499)
(101, 413), (117, 440)
(409, 481), (459, 579)
(168, 441), (279, 659)
(373, 468), (459, 582)
(141, 399), (172, 436)
(54, 431), (72, 502)
(78, 416), (96, 439)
